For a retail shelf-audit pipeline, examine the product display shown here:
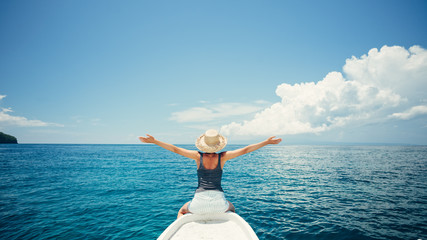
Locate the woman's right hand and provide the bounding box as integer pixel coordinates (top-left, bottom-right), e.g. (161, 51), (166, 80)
(139, 134), (156, 144)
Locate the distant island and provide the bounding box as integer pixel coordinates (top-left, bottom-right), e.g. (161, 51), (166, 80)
(0, 132), (18, 144)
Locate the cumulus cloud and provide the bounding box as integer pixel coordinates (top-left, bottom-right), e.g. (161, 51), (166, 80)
(170, 102), (266, 123)
(0, 95), (63, 127)
(221, 45), (427, 136)
(390, 105), (427, 120)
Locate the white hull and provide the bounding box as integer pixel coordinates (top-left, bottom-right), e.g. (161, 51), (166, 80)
(157, 212), (259, 240)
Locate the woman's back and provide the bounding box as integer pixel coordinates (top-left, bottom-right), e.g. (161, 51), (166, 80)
(197, 153), (224, 170)
(196, 152), (223, 193)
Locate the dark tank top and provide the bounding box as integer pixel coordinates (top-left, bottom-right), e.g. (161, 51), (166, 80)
(196, 152), (223, 193)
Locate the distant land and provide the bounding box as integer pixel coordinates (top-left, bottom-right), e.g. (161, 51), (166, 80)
(0, 132), (18, 144)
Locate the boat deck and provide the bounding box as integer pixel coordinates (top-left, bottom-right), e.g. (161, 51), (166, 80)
(158, 212), (259, 240)
(170, 219), (248, 240)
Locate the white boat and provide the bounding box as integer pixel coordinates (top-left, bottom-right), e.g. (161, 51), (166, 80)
(157, 212), (259, 240)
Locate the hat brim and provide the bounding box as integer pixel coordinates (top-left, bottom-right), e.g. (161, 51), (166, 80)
(195, 134), (227, 153)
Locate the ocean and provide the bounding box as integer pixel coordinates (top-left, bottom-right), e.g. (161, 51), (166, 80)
(0, 144), (426, 240)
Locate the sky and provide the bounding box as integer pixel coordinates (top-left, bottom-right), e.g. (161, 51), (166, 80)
(0, 0), (426, 144)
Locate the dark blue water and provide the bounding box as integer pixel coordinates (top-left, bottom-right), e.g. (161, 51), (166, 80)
(0, 144), (426, 240)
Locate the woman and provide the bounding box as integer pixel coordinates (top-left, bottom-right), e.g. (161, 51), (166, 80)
(139, 129), (282, 218)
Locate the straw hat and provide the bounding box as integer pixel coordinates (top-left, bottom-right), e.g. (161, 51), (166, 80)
(195, 129), (227, 153)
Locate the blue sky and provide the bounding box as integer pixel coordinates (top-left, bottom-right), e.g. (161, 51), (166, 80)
(1, 0), (426, 144)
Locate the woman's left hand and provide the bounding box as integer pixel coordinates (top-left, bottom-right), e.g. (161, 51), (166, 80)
(267, 136), (282, 145)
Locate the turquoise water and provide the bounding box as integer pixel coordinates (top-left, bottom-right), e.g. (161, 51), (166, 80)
(0, 144), (426, 239)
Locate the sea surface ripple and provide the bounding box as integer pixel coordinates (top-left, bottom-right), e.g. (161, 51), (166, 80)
(0, 144), (426, 239)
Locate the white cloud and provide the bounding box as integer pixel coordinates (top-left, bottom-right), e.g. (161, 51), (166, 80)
(0, 95), (63, 127)
(0, 110), (63, 127)
(2, 107), (13, 113)
(221, 45), (427, 136)
(170, 102), (266, 123)
(390, 105), (427, 120)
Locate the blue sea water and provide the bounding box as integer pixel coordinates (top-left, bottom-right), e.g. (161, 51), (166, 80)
(0, 144), (426, 240)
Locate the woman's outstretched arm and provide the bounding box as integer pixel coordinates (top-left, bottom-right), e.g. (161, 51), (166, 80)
(139, 134), (199, 160)
(222, 136), (282, 162)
